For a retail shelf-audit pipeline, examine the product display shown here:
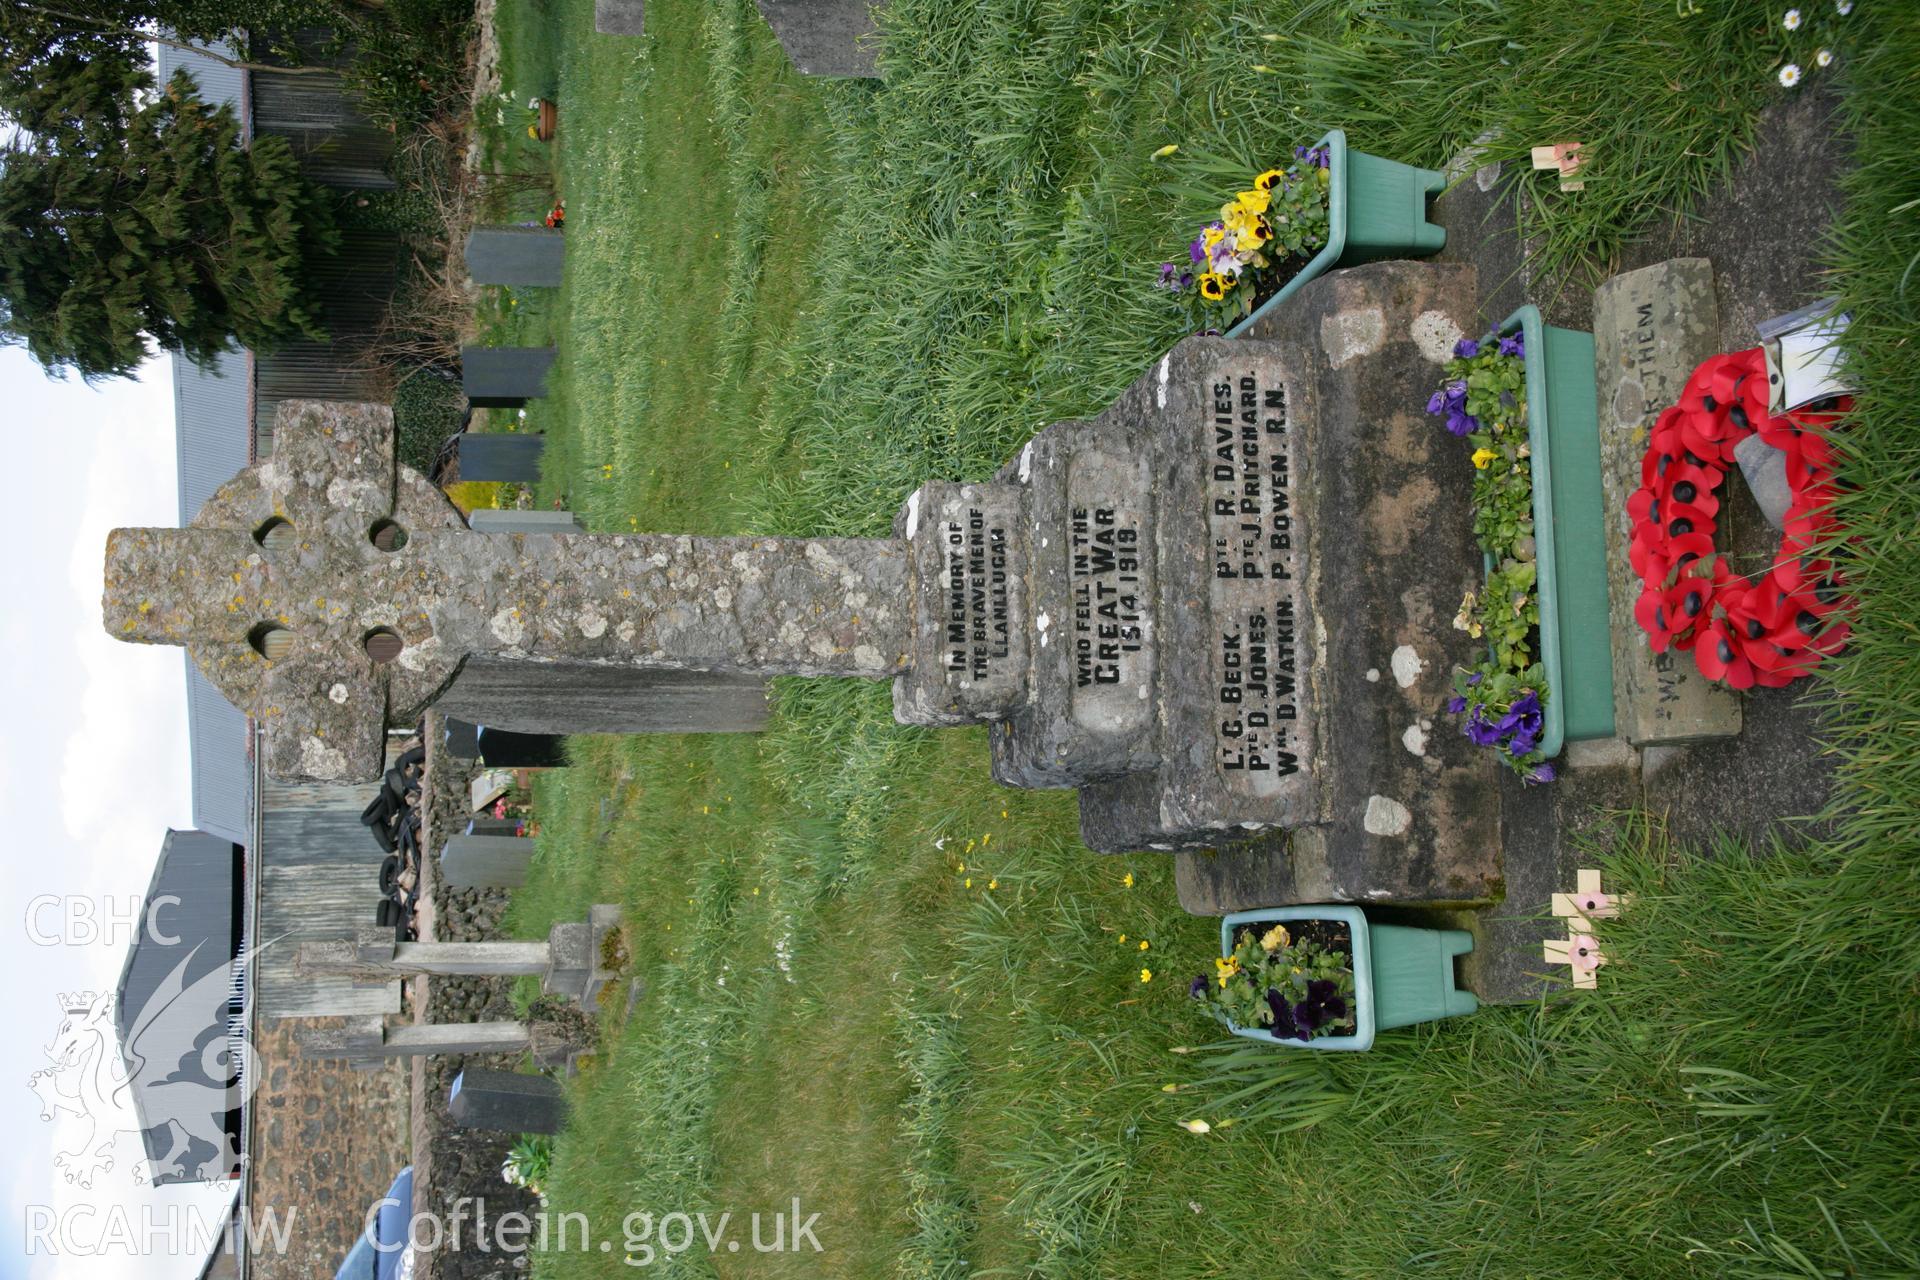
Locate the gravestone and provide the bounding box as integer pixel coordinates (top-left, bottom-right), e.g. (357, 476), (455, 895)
(476, 726), (568, 768)
(462, 347), (556, 408)
(298, 906), (624, 1009)
(754, 0), (881, 77)
(103, 261), (1499, 900)
(1591, 258), (1742, 747)
(439, 834), (534, 889)
(454, 432), (545, 483)
(594, 0), (644, 35)
(448, 1069), (567, 1135)
(464, 226), (565, 288)
(442, 716), (483, 759)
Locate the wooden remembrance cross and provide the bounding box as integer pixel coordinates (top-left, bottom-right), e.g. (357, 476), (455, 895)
(104, 292), (1503, 887)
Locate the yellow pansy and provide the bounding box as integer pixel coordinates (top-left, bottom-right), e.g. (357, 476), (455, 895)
(1197, 273), (1229, 301)
(1254, 168), (1286, 192)
(1472, 447), (1497, 470)
(1236, 187), (1271, 215)
(1201, 225), (1227, 253)
(1259, 924), (1291, 952)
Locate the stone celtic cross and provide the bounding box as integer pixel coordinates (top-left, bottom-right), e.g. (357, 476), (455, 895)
(106, 264), (1503, 896)
(105, 400), (908, 783)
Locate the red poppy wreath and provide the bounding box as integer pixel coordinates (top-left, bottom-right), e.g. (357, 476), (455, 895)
(1627, 346), (1852, 689)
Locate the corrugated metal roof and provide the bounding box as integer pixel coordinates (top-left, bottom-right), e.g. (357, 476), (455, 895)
(187, 657), (254, 847)
(173, 349), (252, 524)
(155, 39), (249, 124)
(114, 830), (244, 1185)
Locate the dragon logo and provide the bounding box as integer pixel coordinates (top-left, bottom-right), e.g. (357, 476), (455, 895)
(29, 941), (266, 1189)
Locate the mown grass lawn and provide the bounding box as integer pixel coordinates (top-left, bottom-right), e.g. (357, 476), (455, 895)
(490, 1), (1920, 1275)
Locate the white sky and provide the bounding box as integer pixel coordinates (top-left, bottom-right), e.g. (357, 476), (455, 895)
(0, 346), (236, 1280)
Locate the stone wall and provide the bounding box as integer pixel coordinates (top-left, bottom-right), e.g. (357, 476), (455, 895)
(247, 1019), (410, 1280)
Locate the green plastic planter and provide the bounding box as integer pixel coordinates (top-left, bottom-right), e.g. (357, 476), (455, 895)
(1225, 129), (1447, 339)
(1217, 907), (1478, 1052)
(1492, 306), (1616, 757)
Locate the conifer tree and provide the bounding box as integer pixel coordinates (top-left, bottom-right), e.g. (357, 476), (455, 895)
(0, 53), (338, 378)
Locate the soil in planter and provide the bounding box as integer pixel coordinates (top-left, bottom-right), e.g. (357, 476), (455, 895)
(1232, 917), (1351, 958)
(1227, 252), (1314, 326)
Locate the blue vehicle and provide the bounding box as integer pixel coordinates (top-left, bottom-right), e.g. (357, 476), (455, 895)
(335, 1166), (415, 1280)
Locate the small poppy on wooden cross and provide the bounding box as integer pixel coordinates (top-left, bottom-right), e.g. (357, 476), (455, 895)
(1544, 869), (1621, 989)
(1530, 142), (1586, 193)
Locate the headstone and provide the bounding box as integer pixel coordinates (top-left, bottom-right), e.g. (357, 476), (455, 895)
(102, 262), (1501, 900)
(440, 834), (533, 889)
(454, 432), (545, 483)
(442, 716), (482, 759)
(299, 908), (624, 1008)
(1591, 258), (1742, 747)
(448, 1069), (568, 1135)
(470, 508), (586, 534)
(594, 0), (644, 35)
(462, 347), (556, 408)
(472, 769), (516, 812)
(754, 0), (881, 77)
(464, 226), (565, 288)
(466, 816), (525, 836)
(476, 726), (568, 768)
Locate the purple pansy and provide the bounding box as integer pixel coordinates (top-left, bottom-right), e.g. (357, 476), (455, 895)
(1455, 337), (1481, 359)
(1188, 974), (1209, 1000)
(1446, 694), (1468, 715)
(1265, 988), (1306, 1041)
(1527, 762), (1557, 785)
(1465, 707), (1502, 747)
(1498, 333), (1524, 358)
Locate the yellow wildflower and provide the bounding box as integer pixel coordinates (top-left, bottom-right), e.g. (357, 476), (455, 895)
(1118, 933), (1128, 944)
(988, 878), (998, 890)
(1139, 968), (1153, 983)
(982, 833), (991, 846)
(964, 878), (973, 889)
(1139, 940), (1150, 951)
(1151, 143), (1179, 159)
(1471, 447), (1497, 470)
(1123, 872), (1135, 888)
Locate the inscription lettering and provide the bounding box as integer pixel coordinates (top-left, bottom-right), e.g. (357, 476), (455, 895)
(944, 510), (1011, 681)
(1209, 376), (1302, 785)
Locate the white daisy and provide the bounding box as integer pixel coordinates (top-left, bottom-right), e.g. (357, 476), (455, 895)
(1783, 7), (1802, 28)
(1779, 62), (1803, 86)
(1816, 47), (1835, 66)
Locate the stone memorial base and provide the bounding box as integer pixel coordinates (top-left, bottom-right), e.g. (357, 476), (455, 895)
(887, 261), (1503, 902)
